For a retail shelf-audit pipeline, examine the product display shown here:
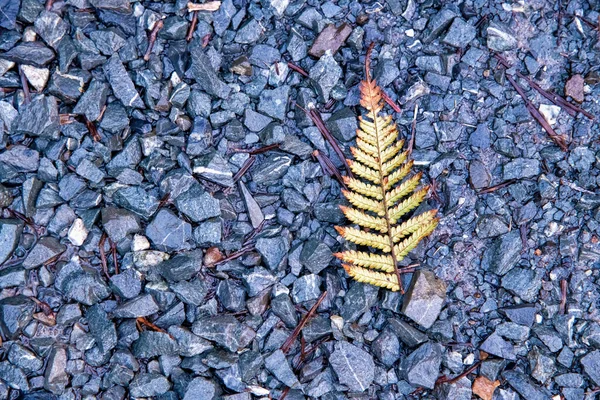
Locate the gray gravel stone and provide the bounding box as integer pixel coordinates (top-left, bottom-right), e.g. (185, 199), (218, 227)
(146, 209), (193, 252)
(480, 333), (516, 360)
(175, 184), (220, 222)
(257, 85), (290, 120)
(309, 51), (341, 102)
(183, 377), (217, 400)
(265, 349), (299, 388)
(0, 219), (23, 265)
(129, 373), (171, 397)
(187, 46), (231, 99)
(401, 270), (446, 329)
(442, 18), (476, 48)
(23, 236), (66, 269)
(502, 370), (552, 400)
(401, 341), (443, 389)
(292, 274), (322, 303)
(103, 54), (144, 109)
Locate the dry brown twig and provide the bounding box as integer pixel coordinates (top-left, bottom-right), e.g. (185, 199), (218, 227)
(144, 20), (164, 62)
(281, 291), (327, 354)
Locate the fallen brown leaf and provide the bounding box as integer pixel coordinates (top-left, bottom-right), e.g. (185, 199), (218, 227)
(472, 375), (500, 400)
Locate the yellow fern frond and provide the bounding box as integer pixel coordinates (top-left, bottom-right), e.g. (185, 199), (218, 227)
(382, 150), (407, 175)
(385, 173), (422, 206)
(388, 187), (429, 223)
(350, 147), (379, 171)
(334, 251), (394, 272)
(335, 226), (391, 252)
(342, 190), (384, 215)
(391, 209), (438, 243)
(385, 160), (414, 190)
(340, 206), (387, 232)
(394, 219), (439, 260)
(342, 264), (400, 291)
(380, 140), (404, 163)
(348, 159), (380, 184)
(343, 176), (383, 199)
(335, 44), (439, 293)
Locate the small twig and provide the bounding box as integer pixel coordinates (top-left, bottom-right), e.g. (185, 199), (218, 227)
(84, 117), (101, 141)
(45, 0), (54, 10)
(494, 54), (594, 120)
(475, 14), (488, 28)
(287, 62), (309, 78)
(306, 107), (353, 178)
(503, 73), (568, 151)
(436, 360), (482, 385)
(313, 150), (347, 189)
(186, 11), (198, 41)
(407, 104), (418, 157)
(110, 238), (119, 275)
(478, 179), (518, 194)
(381, 91), (401, 113)
(250, 143), (280, 155)
(233, 156), (256, 183)
(144, 20), (164, 62)
(187, 1), (221, 12)
(323, 98), (336, 111)
(136, 317), (171, 337)
(281, 291), (327, 354)
(99, 233), (110, 280)
(559, 279), (567, 314)
(214, 243), (255, 266)
(18, 65), (30, 104)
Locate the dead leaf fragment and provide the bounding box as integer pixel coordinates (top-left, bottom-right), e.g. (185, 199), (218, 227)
(472, 375), (500, 400)
(565, 74), (585, 103)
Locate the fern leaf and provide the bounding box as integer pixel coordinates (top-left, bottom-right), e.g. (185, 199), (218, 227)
(334, 251), (394, 272)
(343, 176), (383, 199)
(335, 43), (439, 293)
(342, 264), (400, 291)
(342, 190), (384, 215)
(335, 226), (391, 252)
(340, 206), (388, 232)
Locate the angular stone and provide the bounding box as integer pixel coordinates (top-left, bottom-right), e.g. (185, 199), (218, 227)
(2, 42), (55, 67)
(155, 250), (202, 282)
(257, 85), (290, 120)
(387, 317), (429, 347)
(252, 154), (292, 185)
(44, 347), (69, 394)
(0, 361), (29, 392)
(487, 22), (518, 52)
(129, 373), (171, 398)
(442, 18), (476, 48)
(34, 10), (68, 49)
(183, 377), (217, 400)
(581, 351), (600, 386)
(565, 74), (584, 103)
(175, 184), (220, 223)
(501, 268), (542, 302)
(256, 236), (289, 270)
(326, 107), (358, 142)
(13, 95), (59, 137)
(113, 294), (159, 318)
(87, 304), (117, 353)
(265, 349), (299, 387)
(292, 274), (321, 303)
(192, 315), (242, 352)
(113, 186), (159, 220)
(0, 219), (23, 265)
(372, 328), (400, 367)
(23, 236), (66, 269)
(8, 343), (43, 374)
(502, 370), (552, 400)
(476, 215), (509, 239)
(500, 304), (536, 327)
(103, 54), (144, 108)
(193, 153), (234, 187)
(101, 207), (141, 243)
(132, 331), (179, 358)
(0, 145), (38, 172)
(0, 267), (26, 289)
(309, 51), (341, 102)
(503, 158), (540, 180)
(469, 160), (490, 189)
(401, 341), (443, 389)
(483, 231), (522, 276)
(300, 238), (332, 274)
(234, 19), (263, 44)
(187, 46), (231, 99)
(73, 79), (109, 122)
(0, 0), (19, 29)
(480, 333), (516, 360)
(62, 272), (111, 305)
(110, 268), (142, 299)
(308, 23), (352, 58)
(146, 209), (193, 252)
(401, 270), (446, 329)
(0, 295), (35, 339)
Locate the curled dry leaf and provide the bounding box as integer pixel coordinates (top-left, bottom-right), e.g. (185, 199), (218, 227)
(472, 375), (500, 400)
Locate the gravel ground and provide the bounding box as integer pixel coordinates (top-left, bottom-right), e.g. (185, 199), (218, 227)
(0, 0), (599, 399)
